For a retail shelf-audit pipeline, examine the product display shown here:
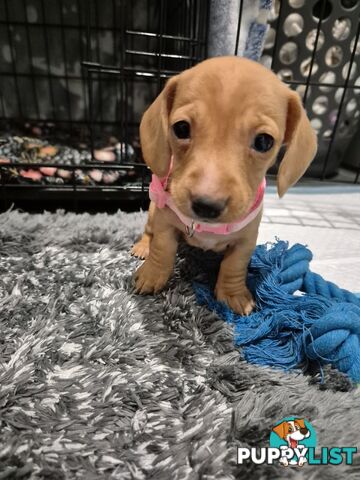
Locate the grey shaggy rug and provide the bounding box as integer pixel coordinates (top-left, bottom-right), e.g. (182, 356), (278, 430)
(0, 209), (359, 480)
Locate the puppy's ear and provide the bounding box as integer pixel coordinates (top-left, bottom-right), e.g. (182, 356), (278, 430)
(277, 90), (317, 197)
(272, 422), (286, 439)
(295, 419), (306, 429)
(140, 76), (178, 178)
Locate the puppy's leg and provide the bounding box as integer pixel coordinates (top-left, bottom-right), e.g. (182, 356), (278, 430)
(131, 201), (155, 259)
(215, 216), (260, 315)
(215, 243), (255, 315)
(134, 208), (178, 294)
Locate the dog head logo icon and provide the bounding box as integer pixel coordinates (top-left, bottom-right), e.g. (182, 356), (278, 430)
(270, 417), (316, 467)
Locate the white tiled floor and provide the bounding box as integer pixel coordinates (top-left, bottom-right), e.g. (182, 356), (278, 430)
(258, 184), (360, 292)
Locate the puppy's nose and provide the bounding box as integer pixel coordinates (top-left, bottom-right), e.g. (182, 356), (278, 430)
(191, 196), (227, 219)
(300, 428), (308, 435)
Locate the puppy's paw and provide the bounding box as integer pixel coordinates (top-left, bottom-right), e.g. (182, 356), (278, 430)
(131, 238), (150, 259)
(298, 457), (306, 467)
(134, 260), (170, 294)
(279, 457), (289, 467)
(215, 284), (255, 316)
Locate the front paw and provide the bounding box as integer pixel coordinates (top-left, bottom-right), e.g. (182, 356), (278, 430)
(134, 260), (171, 294)
(215, 284), (255, 316)
(131, 239), (150, 260)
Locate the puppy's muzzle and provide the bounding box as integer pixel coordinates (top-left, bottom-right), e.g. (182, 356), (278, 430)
(191, 196), (227, 220)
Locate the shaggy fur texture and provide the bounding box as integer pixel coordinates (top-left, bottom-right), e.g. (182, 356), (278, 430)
(0, 210), (358, 479)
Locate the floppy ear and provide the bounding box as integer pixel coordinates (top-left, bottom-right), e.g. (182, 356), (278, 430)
(295, 419), (306, 429)
(139, 76), (178, 178)
(277, 90), (317, 197)
(272, 422), (286, 439)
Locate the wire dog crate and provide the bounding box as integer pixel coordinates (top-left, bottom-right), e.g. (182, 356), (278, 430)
(0, 0), (208, 211)
(262, 0), (360, 180)
(0, 0), (359, 213)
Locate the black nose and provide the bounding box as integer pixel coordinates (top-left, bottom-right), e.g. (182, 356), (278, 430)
(191, 196), (227, 219)
(300, 427), (308, 435)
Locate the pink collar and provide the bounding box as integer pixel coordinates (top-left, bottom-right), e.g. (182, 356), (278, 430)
(149, 158), (265, 237)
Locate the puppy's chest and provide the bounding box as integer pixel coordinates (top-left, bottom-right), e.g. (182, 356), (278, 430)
(182, 231), (230, 252)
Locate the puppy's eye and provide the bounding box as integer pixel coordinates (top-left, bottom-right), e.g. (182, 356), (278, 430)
(173, 120), (190, 139)
(252, 133), (274, 153)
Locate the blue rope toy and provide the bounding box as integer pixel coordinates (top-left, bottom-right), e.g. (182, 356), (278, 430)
(194, 240), (360, 383)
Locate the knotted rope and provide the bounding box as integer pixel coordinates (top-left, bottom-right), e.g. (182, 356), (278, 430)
(194, 240), (360, 382)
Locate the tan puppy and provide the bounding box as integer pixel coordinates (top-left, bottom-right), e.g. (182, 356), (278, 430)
(132, 56), (317, 315)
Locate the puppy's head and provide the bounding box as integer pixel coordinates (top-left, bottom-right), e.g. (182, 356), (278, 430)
(140, 57), (317, 223)
(273, 419), (310, 442)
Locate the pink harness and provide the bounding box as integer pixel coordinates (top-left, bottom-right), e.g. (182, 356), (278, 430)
(149, 157), (266, 237)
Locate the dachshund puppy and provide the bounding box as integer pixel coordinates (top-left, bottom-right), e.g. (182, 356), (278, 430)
(132, 56), (317, 315)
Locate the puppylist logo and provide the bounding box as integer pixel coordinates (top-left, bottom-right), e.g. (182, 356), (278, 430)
(237, 417), (357, 467)
(270, 417), (316, 467)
